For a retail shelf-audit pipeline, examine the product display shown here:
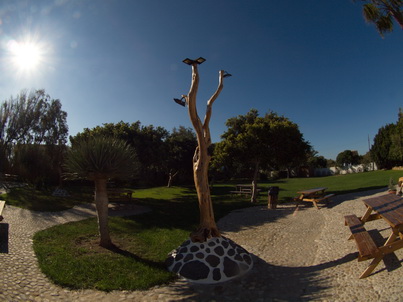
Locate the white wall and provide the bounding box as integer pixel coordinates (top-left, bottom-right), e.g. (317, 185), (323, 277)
(314, 163), (378, 176)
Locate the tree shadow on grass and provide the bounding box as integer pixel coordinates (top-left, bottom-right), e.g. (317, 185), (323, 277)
(105, 244), (167, 271)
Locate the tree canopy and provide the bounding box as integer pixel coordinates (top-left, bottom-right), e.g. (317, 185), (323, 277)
(0, 89), (68, 147)
(371, 109), (403, 169)
(336, 150), (361, 168)
(213, 109), (312, 173)
(0, 89), (68, 185)
(212, 109), (312, 200)
(165, 126), (197, 186)
(70, 121), (197, 186)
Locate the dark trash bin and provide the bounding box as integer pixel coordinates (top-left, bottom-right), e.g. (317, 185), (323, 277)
(268, 186), (279, 209)
(0, 223), (9, 253)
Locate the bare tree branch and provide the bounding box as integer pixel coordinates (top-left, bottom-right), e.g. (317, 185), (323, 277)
(203, 70), (225, 145)
(186, 65), (204, 141)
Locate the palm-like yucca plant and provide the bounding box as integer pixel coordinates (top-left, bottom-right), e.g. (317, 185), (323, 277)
(357, 0), (403, 36)
(64, 135), (138, 248)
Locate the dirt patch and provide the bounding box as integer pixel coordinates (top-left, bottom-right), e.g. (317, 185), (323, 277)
(74, 235), (134, 255)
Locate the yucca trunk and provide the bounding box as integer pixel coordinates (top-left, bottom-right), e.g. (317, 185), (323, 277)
(94, 178), (112, 248)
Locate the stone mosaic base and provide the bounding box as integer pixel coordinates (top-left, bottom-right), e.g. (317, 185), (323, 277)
(166, 236), (253, 284)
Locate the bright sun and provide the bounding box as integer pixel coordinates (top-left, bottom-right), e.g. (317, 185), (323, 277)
(7, 39), (44, 73)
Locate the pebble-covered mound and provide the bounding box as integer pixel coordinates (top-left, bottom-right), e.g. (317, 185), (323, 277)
(166, 236), (253, 284)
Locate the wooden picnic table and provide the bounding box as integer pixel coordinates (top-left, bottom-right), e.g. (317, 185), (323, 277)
(94, 188), (133, 202)
(0, 200), (5, 221)
(0, 200), (7, 249)
(236, 184), (253, 192)
(230, 184), (261, 197)
(345, 194), (403, 278)
(295, 187), (334, 209)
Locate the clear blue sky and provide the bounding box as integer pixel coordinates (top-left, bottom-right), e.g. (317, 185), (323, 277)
(0, 0), (402, 160)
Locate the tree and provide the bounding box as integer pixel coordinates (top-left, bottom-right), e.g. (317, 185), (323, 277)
(371, 110), (403, 169)
(371, 123), (397, 169)
(336, 150), (361, 168)
(267, 111), (312, 176)
(355, 0), (403, 36)
(0, 89), (68, 146)
(361, 151), (374, 170)
(0, 89), (68, 183)
(215, 109), (272, 203)
(12, 144), (61, 189)
(307, 154), (328, 169)
(64, 135), (138, 248)
(165, 126), (197, 187)
(389, 109), (403, 163)
(175, 60), (229, 242)
(71, 121), (168, 186)
(213, 109), (312, 202)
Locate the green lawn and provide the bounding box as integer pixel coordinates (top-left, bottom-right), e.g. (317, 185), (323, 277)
(32, 186), (252, 291)
(212, 169), (402, 203)
(25, 170), (403, 291)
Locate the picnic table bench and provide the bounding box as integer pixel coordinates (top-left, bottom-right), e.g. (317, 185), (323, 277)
(230, 184), (261, 197)
(345, 214), (379, 262)
(94, 189), (133, 202)
(0, 200), (8, 251)
(345, 194), (403, 278)
(295, 187), (335, 209)
(107, 188), (133, 202)
(0, 174), (24, 192)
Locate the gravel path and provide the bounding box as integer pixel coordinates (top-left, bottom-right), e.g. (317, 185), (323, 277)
(1, 188), (403, 301)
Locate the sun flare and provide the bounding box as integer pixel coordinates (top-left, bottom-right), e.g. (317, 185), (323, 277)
(9, 41), (41, 71)
(7, 39), (46, 74)
(13, 42), (40, 69)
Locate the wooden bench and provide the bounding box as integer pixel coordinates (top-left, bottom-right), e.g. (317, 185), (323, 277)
(107, 189), (133, 202)
(0, 200), (5, 221)
(345, 214), (379, 262)
(230, 189), (261, 197)
(302, 193), (335, 209)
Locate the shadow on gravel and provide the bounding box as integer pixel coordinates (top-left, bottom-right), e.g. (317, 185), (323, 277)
(324, 188), (387, 209)
(156, 252), (357, 301)
(217, 205), (305, 234)
(177, 203), (351, 301)
(368, 229), (403, 275)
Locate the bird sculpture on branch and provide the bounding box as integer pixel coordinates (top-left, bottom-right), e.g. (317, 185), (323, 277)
(173, 96), (186, 107)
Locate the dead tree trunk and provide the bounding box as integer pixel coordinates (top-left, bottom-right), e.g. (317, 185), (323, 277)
(250, 161), (260, 203)
(184, 64), (226, 243)
(167, 170), (178, 188)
